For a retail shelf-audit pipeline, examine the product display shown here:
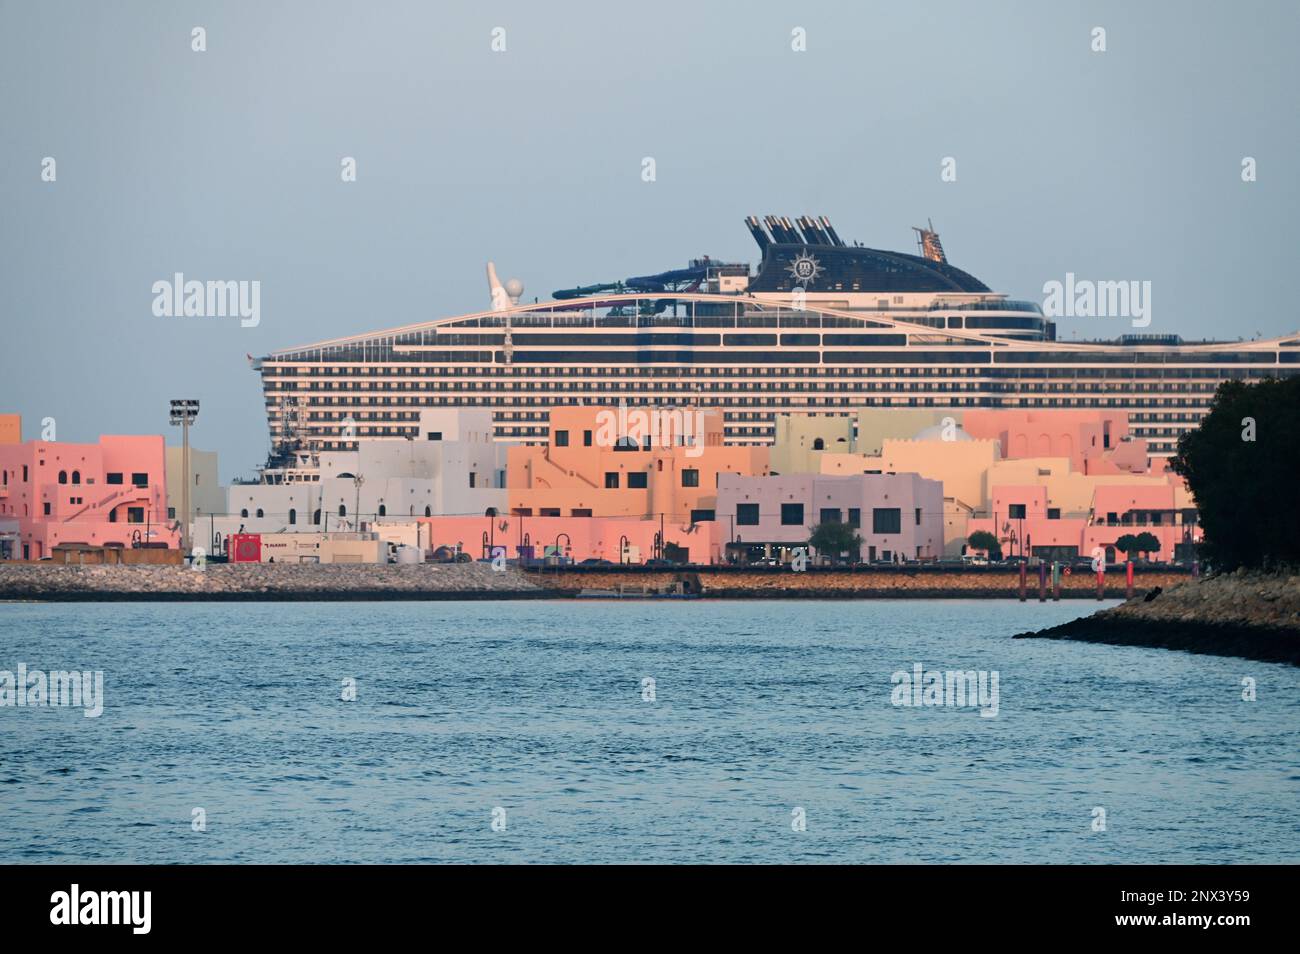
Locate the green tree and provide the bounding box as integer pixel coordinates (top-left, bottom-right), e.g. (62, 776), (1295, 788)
(808, 522), (862, 564)
(1169, 377), (1300, 571)
(967, 530), (1002, 560)
(1134, 531), (1160, 560)
(1116, 531), (1162, 561)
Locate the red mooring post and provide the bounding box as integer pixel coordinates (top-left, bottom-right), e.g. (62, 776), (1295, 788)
(1096, 565), (1105, 600)
(1126, 560), (1134, 599)
(1018, 560), (1027, 601)
(1037, 561), (1047, 602)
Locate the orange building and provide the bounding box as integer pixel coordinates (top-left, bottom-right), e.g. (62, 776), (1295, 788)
(506, 405), (769, 524)
(0, 414), (21, 446)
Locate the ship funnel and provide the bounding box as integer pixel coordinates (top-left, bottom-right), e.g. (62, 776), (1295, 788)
(486, 262), (512, 311)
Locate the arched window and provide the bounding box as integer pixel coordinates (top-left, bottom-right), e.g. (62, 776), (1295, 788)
(313, 509), (321, 525)
(71, 471), (81, 484)
(485, 507), (498, 517)
(288, 508), (296, 525)
(339, 504), (346, 517)
(424, 506), (432, 517)
(378, 504), (386, 517)
(255, 508), (264, 518)
(58, 470), (68, 484)
(240, 508), (248, 518)
(812, 438), (825, 450)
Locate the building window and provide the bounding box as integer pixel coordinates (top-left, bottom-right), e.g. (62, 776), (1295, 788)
(681, 469), (700, 488)
(288, 509), (296, 525)
(781, 503), (804, 526)
(424, 506), (432, 517)
(1047, 508), (1060, 520)
(168, 507), (176, 519)
(106, 472), (123, 485)
(378, 504), (386, 517)
(571, 508), (592, 517)
(736, 503), (760, 526)
(131, 473), (148, 487)
(690, 509), (716, 523)
(427, 431), (443, 441)
(813, 438), (825, 450)
(848, 508), (861, 528)
(314, 509), (322, 524)
(127, 507), (144, 523)
(583, 430), (593, 447)
(256, 508), (264, 518)
(240, 508), (249, 518)
(872, 508), (901, 534)
(338, 505), (346, 517)
(1008, 504), (1027, 520)
(72, 471), (80, 484)
(468, 473), (476, 488)
(554, 430), (569, 447)
(604, 472), (620, 489)
(820, 508), (841, 524)
(58, 470), (67, 484)
(915, 507), (922, 526)
(627, 472), (648, 489)
(43, 502), (51, 515)
(540, 508), (561, 517)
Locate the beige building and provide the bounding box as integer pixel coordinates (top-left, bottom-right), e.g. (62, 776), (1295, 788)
(166, 446), (224, 525)
(770, 415), (853, 476)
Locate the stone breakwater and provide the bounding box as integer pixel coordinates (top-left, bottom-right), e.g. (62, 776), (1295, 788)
(0, 562), (551, 601)
(1015, 571), (1300, 666)
(0, 563), (1189, 602)
(534, 567), (1188, 599)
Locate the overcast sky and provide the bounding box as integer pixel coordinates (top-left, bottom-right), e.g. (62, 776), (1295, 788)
(2, 0), (1296, 480)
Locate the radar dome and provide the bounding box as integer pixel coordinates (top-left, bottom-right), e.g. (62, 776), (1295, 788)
(505, 278), (524, 301)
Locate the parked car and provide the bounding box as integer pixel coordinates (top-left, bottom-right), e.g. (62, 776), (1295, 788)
(579, 558), (614, 567)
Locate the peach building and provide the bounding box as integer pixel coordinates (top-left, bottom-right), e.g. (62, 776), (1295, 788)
(506, 405), (769, 524)
(0, 415), (177, 560)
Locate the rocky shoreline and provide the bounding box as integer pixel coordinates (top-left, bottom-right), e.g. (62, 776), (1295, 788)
(1015, 571), (1300, 666)
(0, 563), (556, 601)
(0, 562), (1188, 602)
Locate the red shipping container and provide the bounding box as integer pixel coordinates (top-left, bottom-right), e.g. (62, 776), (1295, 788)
(228, 533), (262, 563)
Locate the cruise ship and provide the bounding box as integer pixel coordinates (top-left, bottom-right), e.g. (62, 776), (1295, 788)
(253, 216), (1299, 467)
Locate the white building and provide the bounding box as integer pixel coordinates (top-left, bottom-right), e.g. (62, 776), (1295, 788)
(196, 410), (508, 551)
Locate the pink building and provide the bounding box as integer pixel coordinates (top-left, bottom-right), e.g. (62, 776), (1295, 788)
(716, 472), (944, 563)
(961, 410), (1147, 474)
(0, 417), (177, 560)
(416, 513), (720, 565)
(967, 480), (1199, 564)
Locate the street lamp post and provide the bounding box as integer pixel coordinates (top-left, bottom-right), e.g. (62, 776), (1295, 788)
(168, 399), (200, 556)
(353, 474), (364, 531)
